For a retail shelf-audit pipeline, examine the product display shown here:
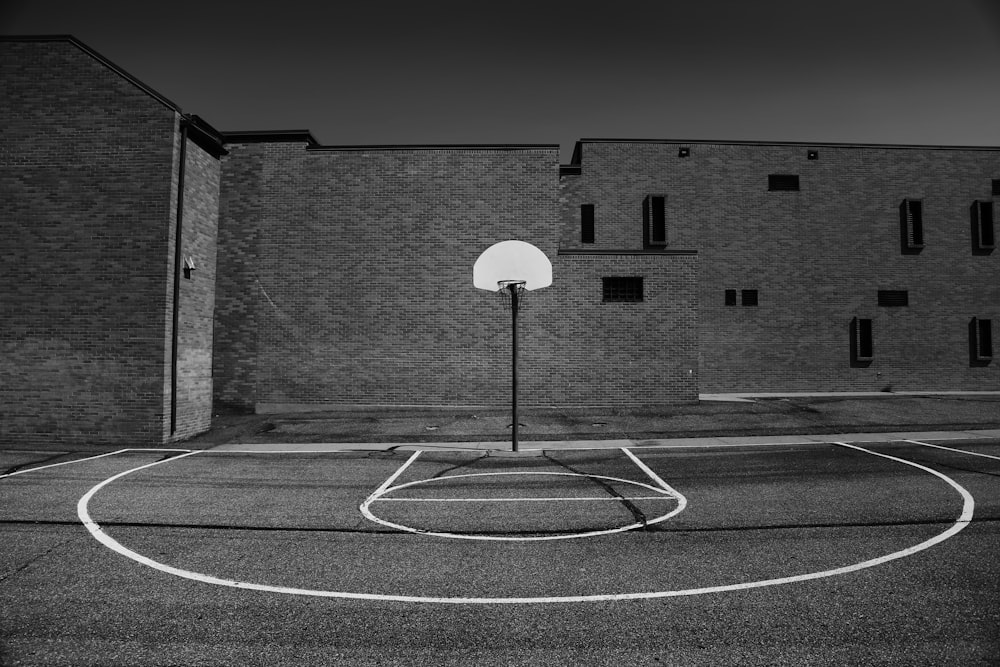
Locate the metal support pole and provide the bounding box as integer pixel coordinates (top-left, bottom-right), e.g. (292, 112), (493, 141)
(509, 283), (519, 452)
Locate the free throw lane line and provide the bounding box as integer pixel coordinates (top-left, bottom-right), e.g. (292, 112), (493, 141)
(903, 439), (1000, 461)
(361, 470), (684, 541)
(77, 443), (974, 604)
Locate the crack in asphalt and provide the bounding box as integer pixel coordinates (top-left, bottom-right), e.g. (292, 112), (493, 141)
(3, 516), (991, 536)
(543, 454), (650, 528)
(0, 533), (87, 584)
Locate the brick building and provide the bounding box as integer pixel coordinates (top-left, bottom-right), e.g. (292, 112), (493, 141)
(1, 36), (997, 447)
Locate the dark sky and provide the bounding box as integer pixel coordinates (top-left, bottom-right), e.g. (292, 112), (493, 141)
(3, 0), (999, 161)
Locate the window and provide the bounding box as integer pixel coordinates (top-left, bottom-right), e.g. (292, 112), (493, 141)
(971, 200), (995, 253)
(899, 199), (924, 254)
(992, 179), (1000, 196)
(768, 174), (800, 191)
(807, 150), (818, 160)
(970, 318), (993, 365)
(741, 289), (759, 306)
(643, 195), (667, 248)
(851, 317), (873, 365)
(724, 289), (737, 306)
(581, 204), (595, 244)
(603, 277), (643, 302)
(877, 290), (909, 307)
(678, 147), (690, 158)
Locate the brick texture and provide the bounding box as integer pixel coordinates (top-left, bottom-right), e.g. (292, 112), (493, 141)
(0, 39), (220, 446)
(567, 141), (1000, 392)
(215, 144), (700, 408)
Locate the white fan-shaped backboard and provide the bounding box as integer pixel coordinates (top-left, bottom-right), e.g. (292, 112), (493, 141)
(473, 240), (553, 291)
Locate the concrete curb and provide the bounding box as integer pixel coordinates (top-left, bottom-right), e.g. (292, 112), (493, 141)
(206, 429), (1000, 453)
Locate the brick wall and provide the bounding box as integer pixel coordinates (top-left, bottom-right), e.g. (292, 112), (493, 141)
(568, 141), (1000, 392)
(171, 136), (220, 439)
(215, 142), (700, 409)
(212, 143), (264, 411)
(0, 39), (180, 446)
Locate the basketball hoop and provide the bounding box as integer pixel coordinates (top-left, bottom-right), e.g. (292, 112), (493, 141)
(472, 241), (553, 452)
(497, 280), (527, 312)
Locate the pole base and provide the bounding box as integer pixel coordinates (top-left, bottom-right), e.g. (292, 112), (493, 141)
(487, 449), (546, 458)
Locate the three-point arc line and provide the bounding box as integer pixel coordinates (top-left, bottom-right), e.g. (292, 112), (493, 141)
(30, 443), (978, 603)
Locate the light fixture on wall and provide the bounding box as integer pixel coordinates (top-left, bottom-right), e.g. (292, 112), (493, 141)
(183, 256), (196, 279)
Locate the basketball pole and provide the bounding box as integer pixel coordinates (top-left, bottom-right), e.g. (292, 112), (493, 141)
(508, 282), (519, 452)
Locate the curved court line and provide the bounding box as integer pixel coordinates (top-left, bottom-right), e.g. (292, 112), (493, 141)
(77, 443), (974, 604)
(0, 448), (193, 479)
(360, 471), (684, 541)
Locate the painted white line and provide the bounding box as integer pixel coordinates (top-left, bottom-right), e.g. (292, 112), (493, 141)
(621, 447), (686, 502)
(0, 448), (191, 479)
(360, 471), (683, 541)
(903, 440), (1000, 461)
(375, 496), (675, 502)
(76, 443), (975, 604)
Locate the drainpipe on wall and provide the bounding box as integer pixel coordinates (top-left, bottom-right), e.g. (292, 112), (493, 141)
(170, 116), (189, 436)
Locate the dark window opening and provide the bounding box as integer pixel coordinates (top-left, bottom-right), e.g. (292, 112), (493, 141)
(851, 317), (873, 366)
(768, 174), (800, 191)
(678, 147), (690, 158)
(581, 204), (595, 244)
(603, 277), (644, 302)
(741, 289), (759, 306)
(643, 195), (667, 247)
(992, 179), (1000, 196)
(877, 290), (909, 307)
(807, 150), (818, 160)
(971, 200), (995, 253)
(725, 289), (737, 306)
(899, 199), (924, 254)
(970, 318), (993, 365)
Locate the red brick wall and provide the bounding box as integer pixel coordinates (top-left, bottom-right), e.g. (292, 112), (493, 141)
(0, 39), (180, 446)
(569, 141), (1000, 392)
(215, 143), (700, 409)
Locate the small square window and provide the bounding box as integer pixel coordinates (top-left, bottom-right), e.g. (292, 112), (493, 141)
(768, 174), (800, 191)
(724, 289), (737, 306)
(807, 150), (818, 160)
(603, 277), (643, 302)
(581, 204), (595, 244)
(899, 199), (924, 254)
(741, 289), (759, 306)
(877, 290), (909, 307)
(992, 179), (1000, 196)
(678, 147), (690, 158)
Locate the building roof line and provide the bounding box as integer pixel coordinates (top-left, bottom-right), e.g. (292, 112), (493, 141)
(576, 138), (1000, 151)
(2, 34), (181, 112)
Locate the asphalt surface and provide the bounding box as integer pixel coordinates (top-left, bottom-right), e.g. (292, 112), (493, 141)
(1, 437), (998, 665)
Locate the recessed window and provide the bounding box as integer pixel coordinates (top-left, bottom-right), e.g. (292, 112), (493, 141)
(851, 317), (873, 365)
(877, 290), (909, 307)
(643, 195), (667, 248)
(768, 174), (800, 191)
(741, 289), (759, 306)
(971, 200), (995, 253)
(581, 204), (595, 244)
(899, 199), (924, 254)
(603, 277), (643, 302)
(992, 179), (1000, 196)
(678, 147), (690, 158)
(969, 317), (993, 365)
(807, 150), (818, 160)
(724, 289), (737, 306)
